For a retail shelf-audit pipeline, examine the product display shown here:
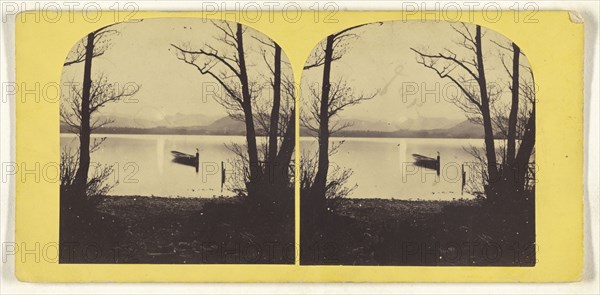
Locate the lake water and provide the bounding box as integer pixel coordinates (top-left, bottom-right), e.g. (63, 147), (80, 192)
(61, 134), (247, 198)
(61, 134), (487, 200)
(301, 137), (488, 200)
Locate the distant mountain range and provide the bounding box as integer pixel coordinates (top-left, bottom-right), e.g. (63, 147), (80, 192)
(98, 113), (218, 129)
(302, 116), (485, 139)
(323, 119), (485, 139)
(60, 115), (249, 136)
(332, 117), (462, 133)
(60, 114), (486, 139)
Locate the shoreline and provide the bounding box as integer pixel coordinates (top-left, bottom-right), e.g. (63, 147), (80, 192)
(99, 194), (477, 201)
(61, 194), (295, 264)
(60, 194), (533, 266)
(60, 132), (489, 140)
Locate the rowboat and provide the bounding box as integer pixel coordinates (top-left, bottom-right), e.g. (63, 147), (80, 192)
(412, 152), (440, 175)
(171, 150), (199, 168)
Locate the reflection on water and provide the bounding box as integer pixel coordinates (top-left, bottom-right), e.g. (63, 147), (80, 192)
(301, 137), (490, 200)
(61, 134), (246, 198)
(61, 134), (490, 200)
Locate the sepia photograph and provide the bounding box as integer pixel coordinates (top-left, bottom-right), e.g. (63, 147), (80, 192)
(299, 21), (536, 266)
(59, 18), (296, 264)
(5, 1), (595, 289)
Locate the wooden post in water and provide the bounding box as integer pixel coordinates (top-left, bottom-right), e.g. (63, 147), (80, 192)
(436, 151), (441, 176)
(221, 161), (225, 193)
(195, 149), (199, 173)
(461, 163), (466, 195)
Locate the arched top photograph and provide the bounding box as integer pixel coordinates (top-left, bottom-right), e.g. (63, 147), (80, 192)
(299, 20), (536, 267)
(59, 18), (296, 265)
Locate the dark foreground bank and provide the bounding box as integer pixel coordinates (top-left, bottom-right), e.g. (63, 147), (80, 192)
(60, 195), (295, 264)
(301, 197), (535, 266)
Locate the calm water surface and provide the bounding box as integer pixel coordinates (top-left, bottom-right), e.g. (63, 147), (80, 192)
(301, 137), (488, 200)
(61, 134), (246, 198)
(61, 134), (487, 199)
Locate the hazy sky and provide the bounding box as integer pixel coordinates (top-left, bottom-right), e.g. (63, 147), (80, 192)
(301, 21), (531, 124)
(61, 19), (530, 125)
(61, 18), (289, 122)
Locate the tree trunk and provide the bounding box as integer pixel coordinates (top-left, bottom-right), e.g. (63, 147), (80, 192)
(267, 44), (282, 167)
(506, 42), (520, 166)
(496, 42), (523, 201)
(73, 32), (95, 196)
(275, 108), (296, 176)
(475, 25), (499, 190)
(235, 24), (260, 188)
(310, 34), (335, 205)
(275, 109), (295, 184)
(515, 103), (535, 191)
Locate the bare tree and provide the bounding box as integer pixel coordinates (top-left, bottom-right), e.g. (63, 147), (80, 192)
(506, 43), (521, 165)
(62, 23), (138, 196)
(301, 23), (380, 212)
(171, 21), (295, 199)
(300, 146), (356, 199)
(412, 24), (500, 189)
(61, 75), (139, 135)
(511, 66), (536, 197)
(60, 75), (139, 196)
(412, 24), (535, 203)
(492, 41), (536, 200)
(61, 145), (118, 198)
(252, 37), (297, 190)
(63, 24), (119, 67)
(171, 21), (262, 189)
